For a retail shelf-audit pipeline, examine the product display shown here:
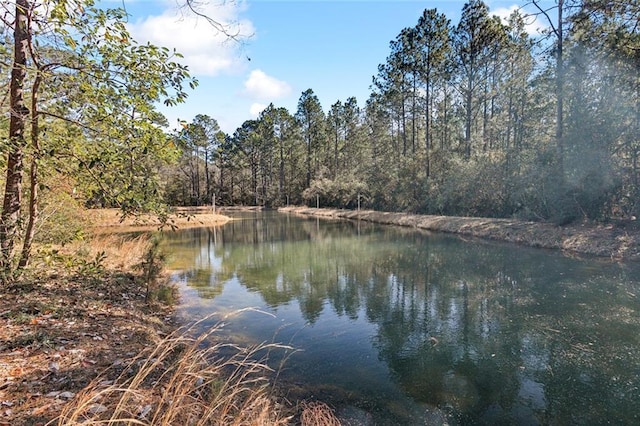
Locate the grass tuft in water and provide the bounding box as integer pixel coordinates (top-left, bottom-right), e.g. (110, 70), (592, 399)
(299, 401), (341, 426)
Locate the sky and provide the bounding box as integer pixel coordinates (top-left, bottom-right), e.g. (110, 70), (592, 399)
(114, 0), (548, 134)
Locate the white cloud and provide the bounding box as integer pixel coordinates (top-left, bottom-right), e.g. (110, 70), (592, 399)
(243, 69), (292, 100)
(249, 103), (267, 117)
(492, 5), (548, 36)
(127, 1), (254, 76)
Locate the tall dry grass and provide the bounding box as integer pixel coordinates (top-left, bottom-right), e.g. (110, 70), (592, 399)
(80, 234), (152, 272)
(299, 402), (341, 426)
(52, 232), (342, 425)
(53, 313), (293, 426)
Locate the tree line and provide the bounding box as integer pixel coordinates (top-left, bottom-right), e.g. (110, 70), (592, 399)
(168, 0), (639, 224)
(1, 0), (638, 276)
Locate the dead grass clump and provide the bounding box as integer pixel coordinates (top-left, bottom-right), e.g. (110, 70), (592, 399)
(300, 401), (341, 426)
(84, 234), (152, 271)
(53, 316), (292, 425)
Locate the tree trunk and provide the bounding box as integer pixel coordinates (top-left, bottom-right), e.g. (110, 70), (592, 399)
(18, 72), (42, 271)
(204, 149), (210, 204)
(1, 0), (30, 273)
(465, 82), (473, 159)
(556, 0), (564, 181)
(306, 129), (311, 188)
(411, 76), (416, 154)
(279, 137), (285, 203)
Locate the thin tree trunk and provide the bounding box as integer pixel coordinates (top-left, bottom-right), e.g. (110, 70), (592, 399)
(411, 77), (416, 154)
(1, 0), (30, 273)
(443, 85), (449, 151)
(306, 123), (311, 188)
(425, 78), (431, 178)
(402, 98), (407, 156)
(18, 72), (42, 270)
(279, 136), (285, 203)
(204, 149), (210, 204)
(465, 83), (472, 159)
(556, 0), (564, 180)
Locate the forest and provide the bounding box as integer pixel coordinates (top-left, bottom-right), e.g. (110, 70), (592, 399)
(1, 0), (639, 273)
(166, 1), (638, 223)
(1, 2), (639, 423)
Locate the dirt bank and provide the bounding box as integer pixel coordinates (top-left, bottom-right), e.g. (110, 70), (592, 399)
(90, 207), (231, 233)
(280, 207), (640, 260)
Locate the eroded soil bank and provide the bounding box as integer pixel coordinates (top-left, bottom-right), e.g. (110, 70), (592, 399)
(280, 206), (640, 260)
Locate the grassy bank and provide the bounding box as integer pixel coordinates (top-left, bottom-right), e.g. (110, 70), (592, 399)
(279, 207), (640, 260)
(91, 207), (231, 233)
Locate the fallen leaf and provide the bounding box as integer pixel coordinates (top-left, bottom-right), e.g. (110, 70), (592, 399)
(9, 367), (23, 377)
(137, 404), (152, 419)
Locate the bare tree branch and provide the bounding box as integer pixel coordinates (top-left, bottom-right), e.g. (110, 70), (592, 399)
(181, 0), (254, 48)
(531, 0), (560, 37)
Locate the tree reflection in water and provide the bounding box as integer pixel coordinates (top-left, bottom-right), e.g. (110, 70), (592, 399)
(164, 212), (640, 424)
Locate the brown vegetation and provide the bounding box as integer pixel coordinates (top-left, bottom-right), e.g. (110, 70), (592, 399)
(55, 315), (291, 425)
(0, 218), (292, 425)
(91, 207), (230, 233)
(280, 207), (640, 260)
(299, 402), (341, 426)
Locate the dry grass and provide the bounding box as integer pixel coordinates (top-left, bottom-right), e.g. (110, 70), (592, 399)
(299, 401), (341, 426)
(81, 234), (153, 271)
(90, 208), (230, 233)
(53, 313), (293, 426)
(280, 206), (640, 260)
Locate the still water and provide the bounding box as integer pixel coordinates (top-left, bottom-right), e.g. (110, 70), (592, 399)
(164, 211), (640, 425)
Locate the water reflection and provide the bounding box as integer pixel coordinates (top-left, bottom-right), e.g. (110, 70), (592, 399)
(164, 212), (640, 424)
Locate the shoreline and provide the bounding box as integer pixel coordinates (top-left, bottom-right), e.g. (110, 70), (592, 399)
(279, 206), (640, 260)
(3, 206), (636, 423)
(89, 207), (231, 233)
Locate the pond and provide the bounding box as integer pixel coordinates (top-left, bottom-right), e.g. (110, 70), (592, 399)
(163, 211), (640, 425)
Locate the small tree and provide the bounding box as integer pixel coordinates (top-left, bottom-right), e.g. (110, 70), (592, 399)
(1, 0), (195, 278)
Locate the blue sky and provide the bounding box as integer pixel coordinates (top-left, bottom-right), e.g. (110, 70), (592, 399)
(118, 0), (547, 134)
